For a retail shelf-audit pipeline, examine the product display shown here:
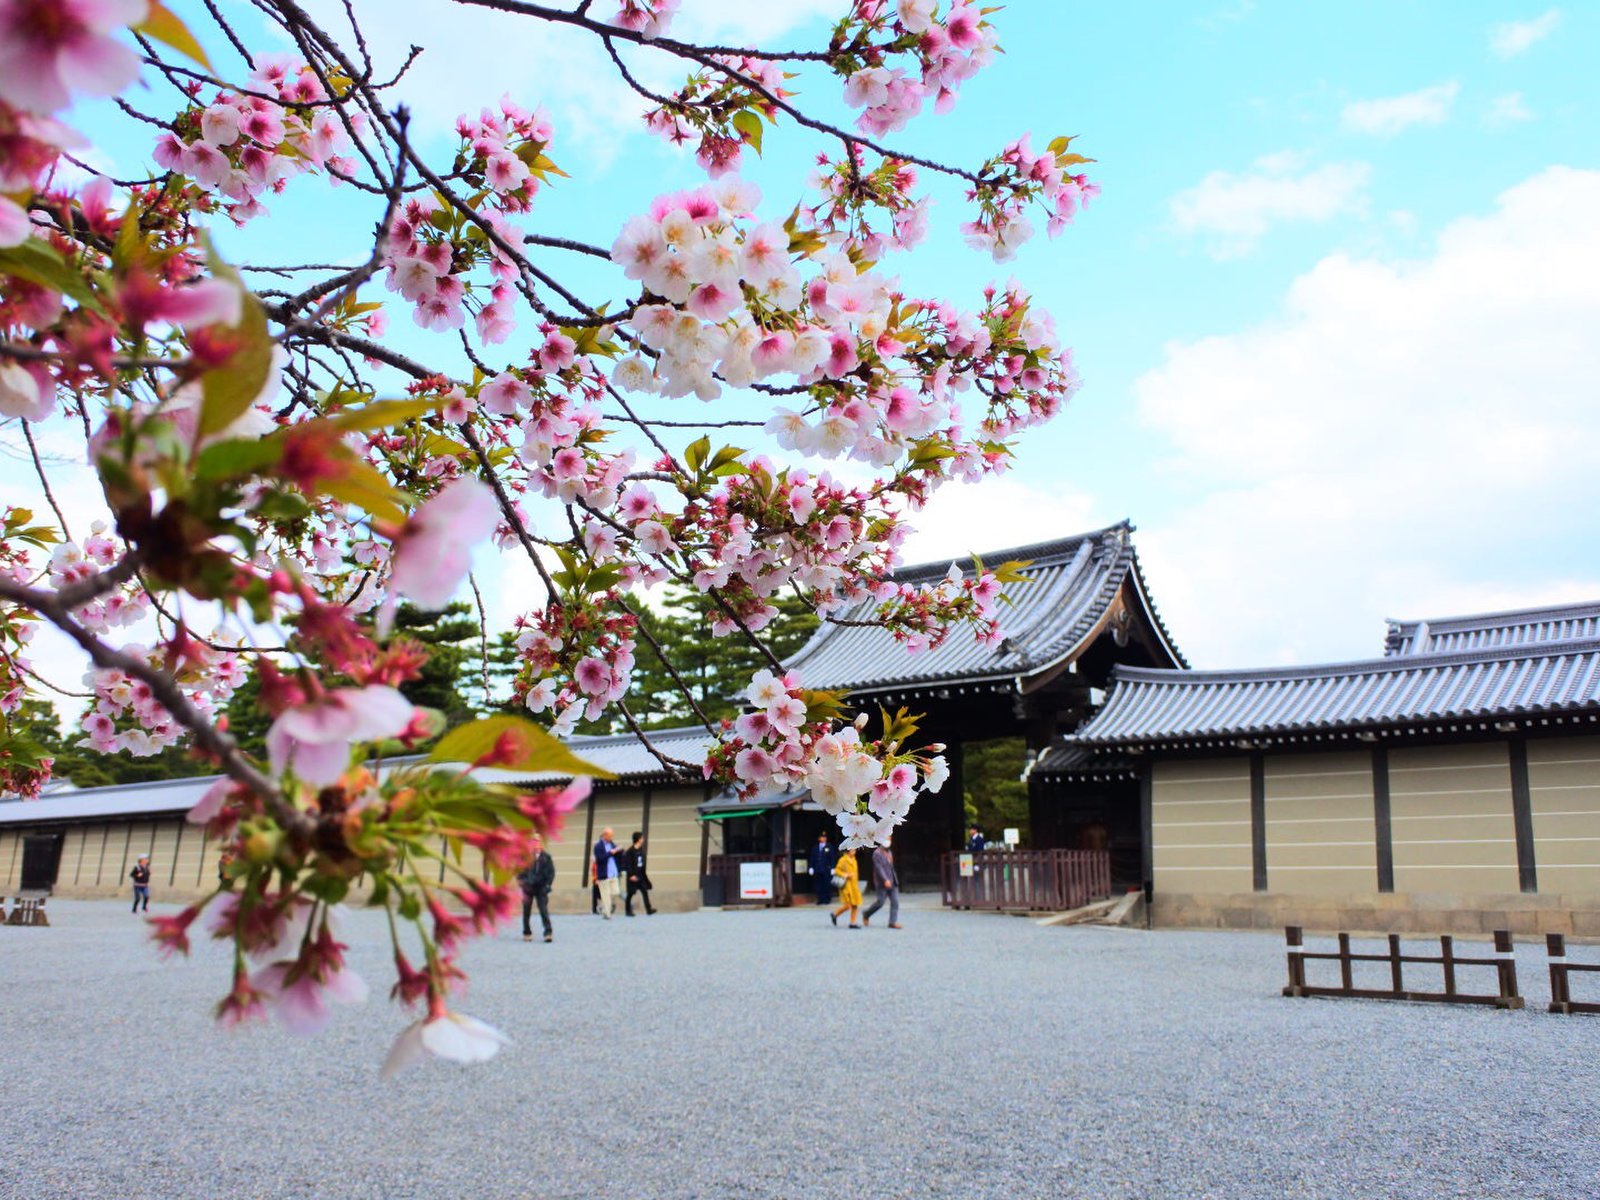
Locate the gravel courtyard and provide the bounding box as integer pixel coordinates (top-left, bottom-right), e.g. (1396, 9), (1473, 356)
(2, 897), (1597, 1200)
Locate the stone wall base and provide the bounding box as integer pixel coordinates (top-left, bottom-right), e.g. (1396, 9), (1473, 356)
(1153, 891), (1600, 937)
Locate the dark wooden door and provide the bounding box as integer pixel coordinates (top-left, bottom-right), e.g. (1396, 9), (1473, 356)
(20, 834), (63, 891)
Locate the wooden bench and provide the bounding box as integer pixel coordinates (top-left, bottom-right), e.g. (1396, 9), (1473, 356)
(3, 894), (50, 927)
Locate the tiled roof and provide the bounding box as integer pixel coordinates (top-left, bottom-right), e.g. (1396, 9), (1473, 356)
(1386, 600), (1600, 656)
(0, 729), (719, 826)
(1071, 640), (1600, 750)
(1028, 742), (1139, 780)
(782, 521), (1184, 695)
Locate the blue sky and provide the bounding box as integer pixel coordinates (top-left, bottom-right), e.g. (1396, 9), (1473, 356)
(38, 1), (1600, 680)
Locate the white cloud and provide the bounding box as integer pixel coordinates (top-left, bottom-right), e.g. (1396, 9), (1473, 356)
(1169, 153), (1370, 259)
(1486, 91), (1534, 128)
(1490, 9), (1562, 57)
(901, 478), (1103, 566)
(1135, 166), (1600, 666)
(1341, 81), (1459, 136)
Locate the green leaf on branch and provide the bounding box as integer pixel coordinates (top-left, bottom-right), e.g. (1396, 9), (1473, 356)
(137, 1), (211, 68)
(326, 396), (442, 434)
(731, 110), (764, 154)
(0, 239), (103, 314)
(801, 688), (851, 724)
(683, 435), (711, 475)
(198, 288), (275, 439)
(322, 459), (409, 524)
(429, 715), (615, 779)
(194, 438), (284, 482)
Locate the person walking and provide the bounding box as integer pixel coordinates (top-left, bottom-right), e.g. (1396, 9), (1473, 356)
(829, 847), (862, 929)
(808, 832), (836, 908)
(518, 834), (556, 942)
(622, 831), (656, 916)
(592, 827), (621, 919)
(862, 838), (901, 929)
(129, 854), (152, 913)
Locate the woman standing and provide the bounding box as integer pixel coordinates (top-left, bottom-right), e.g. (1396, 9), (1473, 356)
(829, 847), (862, 929)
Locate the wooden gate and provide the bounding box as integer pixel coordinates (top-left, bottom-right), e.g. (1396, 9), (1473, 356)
(940, 849), (1112, 912)
(707, 854), (792, 907)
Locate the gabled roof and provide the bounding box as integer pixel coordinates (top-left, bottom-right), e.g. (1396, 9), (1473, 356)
(782, 522), (1184, 696)
(1071, 639), (1600, 751)
(1386, 600), (1600, 657)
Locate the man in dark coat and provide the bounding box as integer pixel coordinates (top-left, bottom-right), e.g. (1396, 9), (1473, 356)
(622, 832), (656, 916)
(968, 826), (986, 854)
(807, 832), (836, 907)
(862, 837), (901, 929)
(518, 834), (557, 942)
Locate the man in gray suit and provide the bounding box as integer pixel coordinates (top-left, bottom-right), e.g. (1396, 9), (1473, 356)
(862, 838), (901, 929)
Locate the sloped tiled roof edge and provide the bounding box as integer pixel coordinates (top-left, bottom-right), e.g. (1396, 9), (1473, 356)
(1385, 599), (1600, 657)
(1071, 638), (1600, 749)
(782, 521), (1182, 694)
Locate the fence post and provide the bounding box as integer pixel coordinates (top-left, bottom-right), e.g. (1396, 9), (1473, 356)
(1337, 932), (1353, 994)
(1547, 932), (1569, 1014)
(1492, 930), (1522, 1009)
(1283, 925), (1306, 996)
(1441, 935), (1457, 997)
(1388, 933), (1404, 995)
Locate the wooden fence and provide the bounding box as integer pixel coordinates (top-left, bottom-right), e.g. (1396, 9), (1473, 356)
(1545, 934), (1600, 1016)
(3, 895), (49, 926)
(1283, 926), (1523, 1009)
(706, 854), (791, 907)
(940, 849), (1112, 913)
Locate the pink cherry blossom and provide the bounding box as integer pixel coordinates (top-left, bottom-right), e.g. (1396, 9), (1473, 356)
(0, 0), (147, 114)
(388, 478), (499, 609)
(266, 685), (415, 787)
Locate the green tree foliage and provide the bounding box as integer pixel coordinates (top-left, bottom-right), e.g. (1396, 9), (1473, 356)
(388, 602), (484, 729)
(963, 738), (1030, 845)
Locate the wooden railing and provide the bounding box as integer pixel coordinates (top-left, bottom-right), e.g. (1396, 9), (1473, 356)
(1283, 926), (1523, 1009)
(939, 849), (1112, 913)
(1545, 934), (1600, 1015)
(3, 894), (50, 927)
(706, 854), (792, 907)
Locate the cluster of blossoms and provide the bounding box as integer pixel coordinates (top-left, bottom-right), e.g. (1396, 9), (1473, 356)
(641, 52), (788, 178)
(804, 151), (929, 260)
(156, 58), (360, 223)
(962, 134), (1100, 261)
(834, 0), (998, 134)
(155, 764), (592, 1073)
(707, 669), (949, 847)
(511, 599), (639, 737)
(378, 100), (561, 340)
(0, 0), (1093, 1074)
(608, 0), (681, 42)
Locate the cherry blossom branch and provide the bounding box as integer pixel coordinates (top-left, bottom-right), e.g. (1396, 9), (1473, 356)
(0, 575), (310, 838)
(19, 419), (71, 542)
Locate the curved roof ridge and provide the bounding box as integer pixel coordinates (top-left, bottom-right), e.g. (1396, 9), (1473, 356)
(887, 519), (1132, 583)
(1387, 597), (1600, 633)
(1111, 635), (1600, 688)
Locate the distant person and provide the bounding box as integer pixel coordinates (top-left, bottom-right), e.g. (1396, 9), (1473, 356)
(968, 825), (986, 854)
(808, 832), (836, 907)
(862, 838), (901, 929)
(593, 827), (621, 919)
(622, 831), (656, 916)
(129, 854), (151, 913)
(518, 834), (556, 942)
(830, 847), (862, 929)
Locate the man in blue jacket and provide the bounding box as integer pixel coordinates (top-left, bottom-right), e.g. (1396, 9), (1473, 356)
(593, 827), (621, 919)
(807, 832), (836, 907)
